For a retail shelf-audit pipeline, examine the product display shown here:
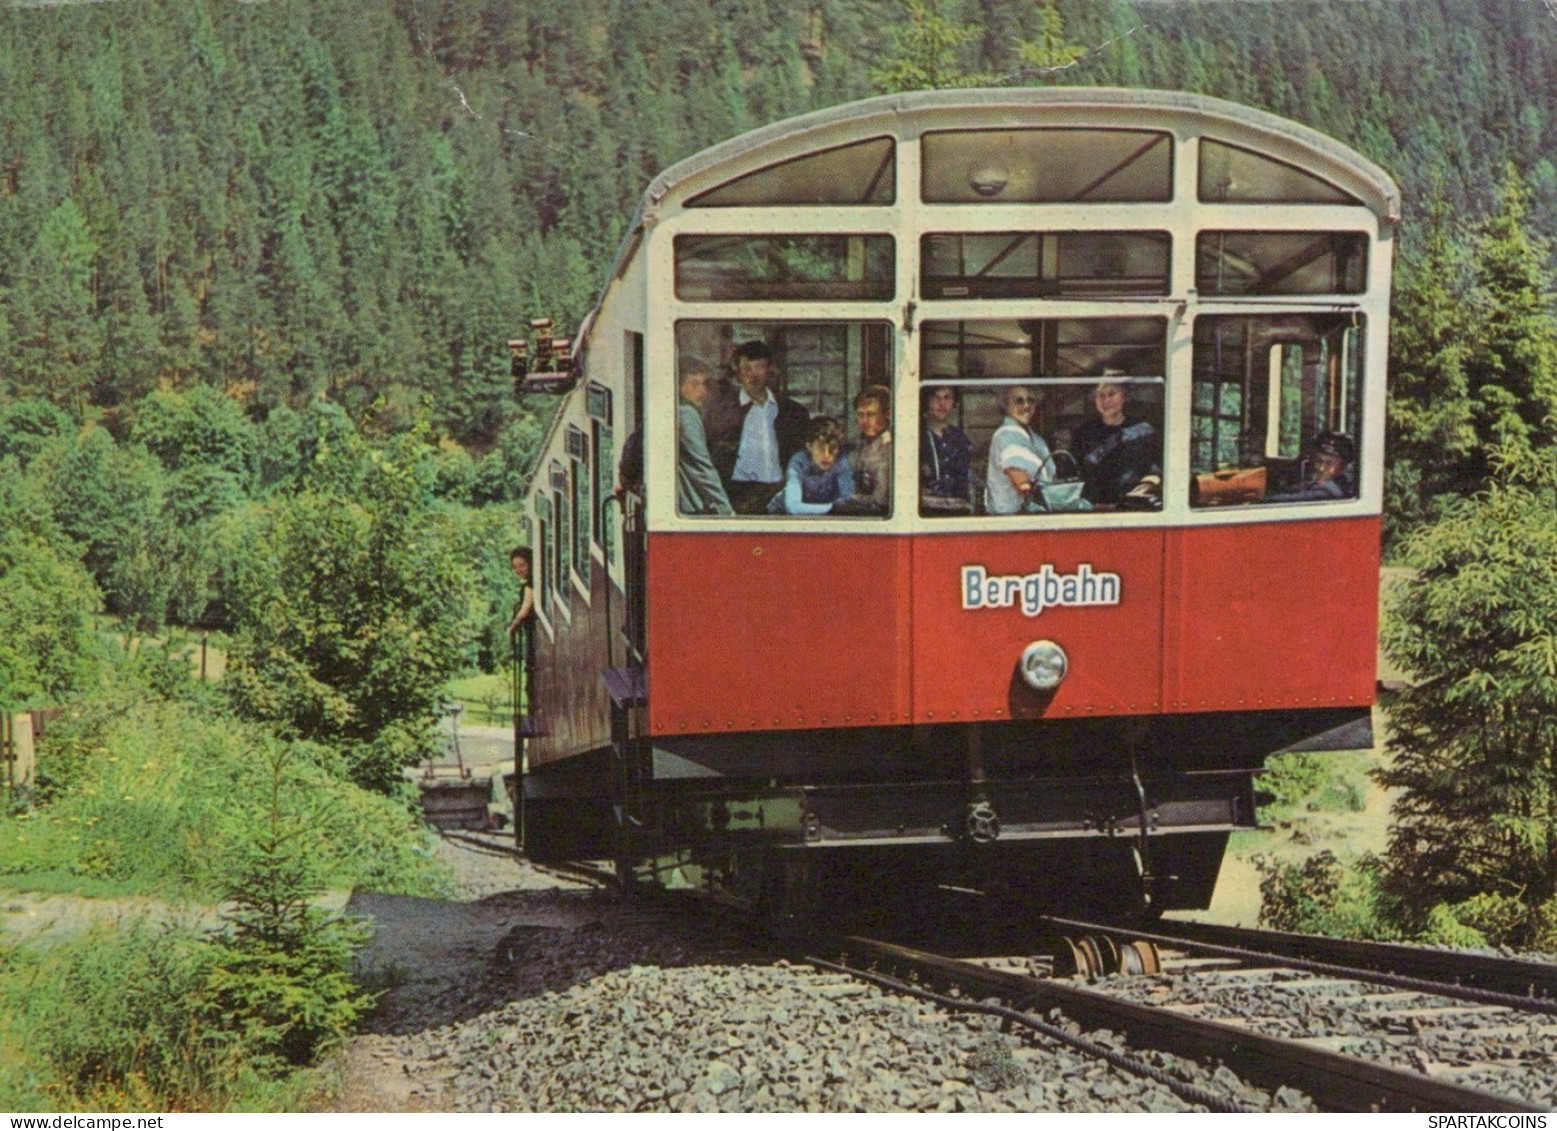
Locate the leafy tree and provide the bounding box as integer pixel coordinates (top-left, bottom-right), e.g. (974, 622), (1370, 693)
(32, 428), (176, 633)
(0, 397), (74, 468)
(1379, 444), (1557, 947)
(225, 429), (481, 791)
(0, 522), (102, 712)
(130, 385), (258, 484)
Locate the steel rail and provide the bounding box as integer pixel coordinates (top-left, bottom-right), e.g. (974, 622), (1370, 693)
(1140, 917), (1557, 1001)
(1043, 915), (1557, 1018)
(806, 952), (1253, 1113)
(834, 935), (1543, 1113)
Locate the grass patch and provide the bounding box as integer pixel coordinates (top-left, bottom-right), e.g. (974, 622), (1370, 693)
(2, 700), (453, 901)
(447, 671), (515, 727)
(0, 870), (163, 899)
(0, 920), (343, 1111)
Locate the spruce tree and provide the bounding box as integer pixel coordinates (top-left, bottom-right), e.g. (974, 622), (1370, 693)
(1380, 444), (1557, 948)
(1465, 165), (1557, 463)
(1383, 198), (1478, 544)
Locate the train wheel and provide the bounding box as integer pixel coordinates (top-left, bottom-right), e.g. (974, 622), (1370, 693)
(1048, 935), (1101, 979)
(1119, 939), (1161, 975)
(1088, 933), (1121, 976)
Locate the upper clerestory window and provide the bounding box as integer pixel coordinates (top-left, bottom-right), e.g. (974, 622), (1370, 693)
(922, 231), (1170, 299)
(1197, 231), (1368, 296)
(1198, 139), (1360, 205)
(688, 137), (896, 207)
(675, 234), (896, 301)
(921, 129), (1173, 203)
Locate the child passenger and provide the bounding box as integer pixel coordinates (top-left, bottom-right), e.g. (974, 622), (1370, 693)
(769, 417), (855, 515)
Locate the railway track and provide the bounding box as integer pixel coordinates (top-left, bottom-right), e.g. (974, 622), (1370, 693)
(1047, 915), (1557, 1011)
(810, 932), (1553, 1112)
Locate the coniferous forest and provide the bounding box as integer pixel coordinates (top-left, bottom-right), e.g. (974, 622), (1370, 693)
(2, 0), (1557, 1108)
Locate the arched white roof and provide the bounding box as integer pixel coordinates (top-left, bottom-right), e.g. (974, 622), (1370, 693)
(629, 86), (1399, 227)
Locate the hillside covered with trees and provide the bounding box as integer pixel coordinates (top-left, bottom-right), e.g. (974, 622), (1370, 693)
(2, 1), (1556, 1106)
(3, 0), (1556, 438)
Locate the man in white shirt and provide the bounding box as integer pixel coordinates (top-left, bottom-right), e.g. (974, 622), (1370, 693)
(706, 340), (810, 514)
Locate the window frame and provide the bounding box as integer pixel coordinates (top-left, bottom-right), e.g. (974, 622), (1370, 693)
(674, 232), (897, 303)
(921, 127), (1175, 205)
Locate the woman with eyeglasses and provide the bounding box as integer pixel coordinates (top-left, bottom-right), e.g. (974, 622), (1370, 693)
(985, 384), (1053, 515)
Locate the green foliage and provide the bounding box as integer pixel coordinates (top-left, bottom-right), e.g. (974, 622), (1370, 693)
(131, 386), (257, 484)
(225, 429), (482, 791)
(3, 921), (235, 1109)
(1257, 850), (1399, 940)
(204, 747), (375, 1073)
(1013, 1), (1087, 78)
(869, 0), (1084, 93)
(1464, 167), (1557, 460)
(1384, 199), (1479, 547)
(1258, 751), (1369, 821)
(0, 397), (73, 468)
(5, 697), (452, 899)
(869, 0), (999, 92)
(0, 519), (103, 712)
(1379, 445), (1557, 946)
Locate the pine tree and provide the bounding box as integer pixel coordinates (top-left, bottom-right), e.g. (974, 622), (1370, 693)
(1380, 444), (1557, 948)
(868, 0), (996, 93)
(1465, 165), (1557, 461)
(1383, 198), (1478, 545)
(1012, 0), (1086, 80)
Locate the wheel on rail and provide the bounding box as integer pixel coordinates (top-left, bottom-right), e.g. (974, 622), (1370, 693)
(1047, 935), (1095, 979)
(1075, 935), (1106, 981)
(1088, 933), (1122, 976)
(1119, 939), (1161, 976)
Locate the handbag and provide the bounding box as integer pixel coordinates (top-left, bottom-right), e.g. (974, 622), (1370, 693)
(1033, 450), (1093, 513)
(1191, 466), (1268, 506)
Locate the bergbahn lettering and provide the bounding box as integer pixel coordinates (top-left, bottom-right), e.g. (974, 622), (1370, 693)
(960, 563), (1122, 618)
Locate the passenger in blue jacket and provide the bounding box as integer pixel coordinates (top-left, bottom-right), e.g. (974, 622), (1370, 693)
(770, 417), (855, 515)
(920, 384), (973, 511)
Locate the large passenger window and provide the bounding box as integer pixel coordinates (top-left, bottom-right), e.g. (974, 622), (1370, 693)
(673, 321), (894, 518)
(1190, 314), (1364, 508)
(1197, 231), (1367, 296)
(675, 234), (895, 301)
(920, 318), (1166, 516)
(688, 137), (895, 207)
(922, 129), (1172, 203)
(922, 231), (1170, 299)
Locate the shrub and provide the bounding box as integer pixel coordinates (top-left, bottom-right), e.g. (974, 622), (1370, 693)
(6, 699), (452, 899)
(1257, 850), (1399, 939)
(203, 748), (375, 1073)
(4, 921), (229, 1108)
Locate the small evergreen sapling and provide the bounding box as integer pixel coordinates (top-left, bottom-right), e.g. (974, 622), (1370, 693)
(204, 747), (374, 1072)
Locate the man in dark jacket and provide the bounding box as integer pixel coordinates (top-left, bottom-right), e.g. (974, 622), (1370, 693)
(705, 340), (810, 514)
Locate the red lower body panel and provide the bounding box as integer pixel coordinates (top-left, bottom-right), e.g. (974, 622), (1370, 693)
(646, 517), (1379, 737)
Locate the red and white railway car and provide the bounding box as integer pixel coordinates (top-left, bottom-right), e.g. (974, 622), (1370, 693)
(515, 88), (1397, 920)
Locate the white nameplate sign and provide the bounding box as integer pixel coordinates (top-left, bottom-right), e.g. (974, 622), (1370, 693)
(961, 563), (1122, 618)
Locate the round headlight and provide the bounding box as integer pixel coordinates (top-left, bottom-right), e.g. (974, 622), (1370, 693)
(1019, 640), (1068, 692)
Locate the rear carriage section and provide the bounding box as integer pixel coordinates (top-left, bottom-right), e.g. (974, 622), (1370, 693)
(516, 89), (1397, 917)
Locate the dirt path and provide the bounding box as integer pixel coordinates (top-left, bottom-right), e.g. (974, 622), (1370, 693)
(324, 829), (602, 1111)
